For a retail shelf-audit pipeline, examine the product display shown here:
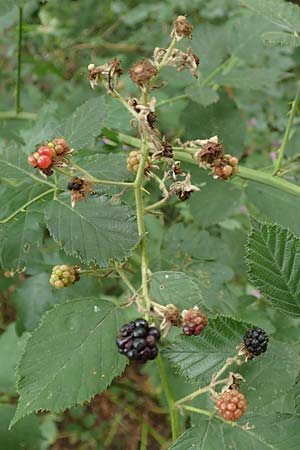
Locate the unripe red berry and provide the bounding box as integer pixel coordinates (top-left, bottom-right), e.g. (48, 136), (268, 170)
(216, 389), (247, 421)
(37, 155), (52, 169)
(27, 154), (38, 167)
(38, 146), (54, 158)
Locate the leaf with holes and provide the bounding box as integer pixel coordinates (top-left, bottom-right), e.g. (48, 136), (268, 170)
(45, 194), (139, 267)
(150, 272), (203, 310)
(11, 298), (127, 427)
(164, 316), (250, 382)
(246, 220), (300, 317)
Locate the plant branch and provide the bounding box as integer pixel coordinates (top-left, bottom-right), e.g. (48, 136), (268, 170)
(273, 83), (300, 175)
(16, 6), (23, 113)
(0, 111), (36, 121)
(140, 421), (149, 450)
(180, 405), (238, 427)
(69, 162), (134, 187)
(156, 354), (179, 442)
(114, 264), (137, 295)
(0, 189), (55, 224)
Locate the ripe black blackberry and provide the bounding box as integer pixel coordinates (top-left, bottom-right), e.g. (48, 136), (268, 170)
(116, 318), (160, 363)
(243, 328), (269, 357)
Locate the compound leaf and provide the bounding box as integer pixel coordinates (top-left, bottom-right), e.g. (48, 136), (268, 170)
(11, 298), (127, 426)
(246, 220), (300, 317)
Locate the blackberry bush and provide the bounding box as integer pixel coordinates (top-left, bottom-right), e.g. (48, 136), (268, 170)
(1, 2), (300, 448)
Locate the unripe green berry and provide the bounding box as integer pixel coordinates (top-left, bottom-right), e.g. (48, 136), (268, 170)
(50, 264), (80, 289)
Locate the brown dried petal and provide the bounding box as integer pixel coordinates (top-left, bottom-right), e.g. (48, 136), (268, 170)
(129, 60), (157, 86)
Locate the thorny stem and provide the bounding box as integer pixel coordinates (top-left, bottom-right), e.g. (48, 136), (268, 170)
(273, 83), (300, 175)
(0, 189), (55, 224)
(16, 7), (23, 113)
(156, 354), (180, 442)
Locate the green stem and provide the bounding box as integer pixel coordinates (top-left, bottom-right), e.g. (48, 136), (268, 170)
(140, 422), (149, 450)
(134, 132), (151, 319)
(145, 196), (169, 212)
(181, 405), (237, 427)
(0, 111), (36, 121)
(0, 189), (54, 224)
(16, 7), (23, 113)
(173, 150), (300, 197)
(156, 94), (189, 108)
(273, 83), (300, 175)
(114, 264), (137, 294)
(200, 55), (238, 88)
(157, 37), (177, 71)
(156, 354), (179, 442)
(107, 131), (300, 197)
(70, 162), (134, 187)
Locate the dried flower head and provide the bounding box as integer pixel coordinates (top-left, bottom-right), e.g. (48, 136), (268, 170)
(129, 59), (157, 86)
(88, 58), (122, 90)
(164, 306), (182, 326)
(169, 172), (200, 201)
(67, 176), (92, 208)
(171, 161), (185, 179)
(171, 16), (193, 41)
(153, 47), (199, 78)
(196, 140), (224, 168)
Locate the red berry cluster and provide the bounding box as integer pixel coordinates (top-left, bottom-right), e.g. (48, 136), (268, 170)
(182, 307), (208, 336)
(27, 138), (71, 172)
(216, 389), (247, 421)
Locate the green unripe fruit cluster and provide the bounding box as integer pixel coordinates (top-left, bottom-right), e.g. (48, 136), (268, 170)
(49, 265), (79, 289)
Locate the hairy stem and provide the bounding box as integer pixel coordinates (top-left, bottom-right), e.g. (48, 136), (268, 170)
(114, 264), (137, 295)
(273, 83), (300, 175)
(0, 189), (54, 224)
(134, 131), (151, 319)
(68, 162), (134, 187)
(16, 7), (23, 113)
(180, 405), (238, 427)
(156, 354), (179, 442)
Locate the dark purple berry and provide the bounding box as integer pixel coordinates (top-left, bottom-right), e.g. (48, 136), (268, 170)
(134, 318), (148, 329)
(146, 335), (157, 348)
(148, 327), (161, 341)
(132, 327), (148, 338)
(120, 324), (133, 337)
(133, 338), (147, 351)
(243, 328), (269, 357)
(148, 347), (158, 360)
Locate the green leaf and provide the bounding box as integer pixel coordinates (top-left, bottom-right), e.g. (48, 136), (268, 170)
(181, 93), (246, 153)
(215, 68), (281, 91)
(12, 298), (127, 426)
(0, 404), (43, 450)
(243, 0), (300, 33)
(45, 194), (139, 267)
(150, 271), (202, 309)
(63, 97), (106, 148)
(0, 324), (27, 394)
(241, 341), (300, 414)
(246, 220), (300, 317)
(184, 85), (219, 106)
(0, 211), (44, 272)
(246, 182), (300, 235)
(262, 31), (300, 47)
(171, 414), (300, 450)
(189, 170), (242, 227)
(0, 146), (42, 180)
(164, 316), (249, 382)
(295, 369), (300, 413)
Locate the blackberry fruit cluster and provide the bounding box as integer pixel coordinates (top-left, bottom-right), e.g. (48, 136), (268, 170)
(216, 389), (247, 421)
(49, 265), (80, 289)
(243, 327), (269, 357)
(182, 307), (208, 336)
(116, 318), (160, 363)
